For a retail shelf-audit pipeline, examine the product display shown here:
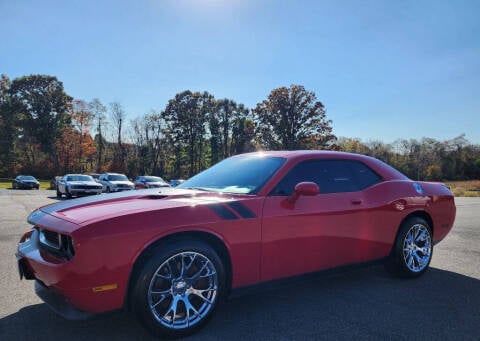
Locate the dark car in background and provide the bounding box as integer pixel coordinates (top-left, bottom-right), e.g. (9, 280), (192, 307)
(134, 176), (170, 189)
(169, 179), (185, 187)
(50, 176), (62, 190)
(12, 175), (40, 189)
(88, 173), (101, 182)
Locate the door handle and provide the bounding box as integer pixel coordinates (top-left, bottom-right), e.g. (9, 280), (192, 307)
(351, 199), (363, 205)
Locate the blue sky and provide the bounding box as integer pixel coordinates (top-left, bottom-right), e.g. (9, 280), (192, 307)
(1, 0), (479, 143)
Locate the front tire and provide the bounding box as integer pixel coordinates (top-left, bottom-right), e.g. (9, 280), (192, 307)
(65, 187), (72, 199)
(131, 240), (225, 339)
(56, 189), (62, 198)
(387, 217), (433, 278)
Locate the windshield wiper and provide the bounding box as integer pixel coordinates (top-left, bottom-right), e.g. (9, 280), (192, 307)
(183, 187), (213, 192)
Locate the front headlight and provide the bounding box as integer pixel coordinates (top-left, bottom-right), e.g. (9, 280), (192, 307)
(38, 228), (75, 260)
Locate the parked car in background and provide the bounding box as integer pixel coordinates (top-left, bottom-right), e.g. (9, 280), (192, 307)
(57, 174), (103, 198)
(12, 175), (40, 189)
(50, 176), (63, 190)
(88, 173), (101, 182)
(98, 173), (134, 193)
(16, 151), (456, 338)
(134, 176), (170, 189)
(169, 179), (185, 187)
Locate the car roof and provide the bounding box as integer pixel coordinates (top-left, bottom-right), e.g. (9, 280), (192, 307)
(232, 150), (409, 181)
(232, 150), (368, 159)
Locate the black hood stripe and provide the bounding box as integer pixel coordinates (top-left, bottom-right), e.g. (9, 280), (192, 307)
(227, 201), (257, 219)
(207, 203), (238, 220)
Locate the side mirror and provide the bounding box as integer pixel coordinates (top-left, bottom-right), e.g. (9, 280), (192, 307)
(287, 182), (319, 204)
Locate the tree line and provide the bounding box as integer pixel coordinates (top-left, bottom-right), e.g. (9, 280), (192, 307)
(0, 74), (479, 181)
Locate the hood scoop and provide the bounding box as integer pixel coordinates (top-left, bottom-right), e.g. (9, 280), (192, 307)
(144, 195), (168, 200)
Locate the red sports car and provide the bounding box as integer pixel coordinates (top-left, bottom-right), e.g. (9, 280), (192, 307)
(16, 151), (456, 338)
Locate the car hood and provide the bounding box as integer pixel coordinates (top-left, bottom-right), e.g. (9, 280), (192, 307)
(108, 181), (133, 186)
(28, 188), (251, 229)
(20, 180), (38, 183)
(144, 182), (169, 186)
(67, 181), (101, 186)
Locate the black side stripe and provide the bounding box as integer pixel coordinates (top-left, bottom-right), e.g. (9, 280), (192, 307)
(227, 201), (257, 219)
(208, 204), (238, 220)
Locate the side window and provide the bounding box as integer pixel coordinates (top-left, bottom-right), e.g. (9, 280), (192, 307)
(270, 159), (382, 196)
(348, 160), (382, 190)
(270, 161), (322, 196)
(99, 175), (106, 181)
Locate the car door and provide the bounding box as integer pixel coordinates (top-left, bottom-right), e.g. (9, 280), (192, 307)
(261, 159), (382, 282)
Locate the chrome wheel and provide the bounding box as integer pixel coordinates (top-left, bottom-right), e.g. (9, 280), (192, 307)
(402, 224), (432, 272)
(147, 251), (218, 330)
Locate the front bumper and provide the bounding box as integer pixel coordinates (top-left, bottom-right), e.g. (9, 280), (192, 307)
(35, 280), (93, 320)
(111, 187), (134, 192)
(17, 252), (91, 320)
(69, 188), (102, 195)
(18, 183), (39, 189)
(16, 228), (125, 314)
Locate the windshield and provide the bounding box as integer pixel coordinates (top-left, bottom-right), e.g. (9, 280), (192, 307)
(20, 176), (36, 181)
(178, 156), (285, 194)
(144, 176), (166, 183)
(109, 174), (128, 181)
(66, 175), (93, 182)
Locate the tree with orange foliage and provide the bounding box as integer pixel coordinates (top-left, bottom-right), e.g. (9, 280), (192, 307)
(72, 100), (94, 170)
(56, 100), (96, 173)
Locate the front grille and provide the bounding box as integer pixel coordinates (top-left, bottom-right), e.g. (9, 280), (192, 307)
(71, 185), (101, 190)
(38, 229), (75, 260)
(116, 184), (130, 188)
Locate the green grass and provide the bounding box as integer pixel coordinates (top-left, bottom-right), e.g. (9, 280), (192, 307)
(0, 180), (51, 190)
(445, 180), (480, 197)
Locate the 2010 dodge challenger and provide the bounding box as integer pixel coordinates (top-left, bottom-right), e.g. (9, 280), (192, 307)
(16, 151), (456, 338)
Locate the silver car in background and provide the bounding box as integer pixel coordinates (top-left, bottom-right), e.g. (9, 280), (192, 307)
(56, 174), (103, 198)
(98, 173), (135, 193)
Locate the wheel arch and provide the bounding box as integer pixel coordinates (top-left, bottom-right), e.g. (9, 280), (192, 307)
(390, 210), (434, 254)
(125, 230), (233, 311)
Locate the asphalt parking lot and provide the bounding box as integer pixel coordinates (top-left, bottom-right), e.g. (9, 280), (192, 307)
(0, 189), (479, 340)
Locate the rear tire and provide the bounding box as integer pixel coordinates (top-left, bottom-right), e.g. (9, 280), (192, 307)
(131, 240), (225, 339)
(387, 217), (433, 278)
